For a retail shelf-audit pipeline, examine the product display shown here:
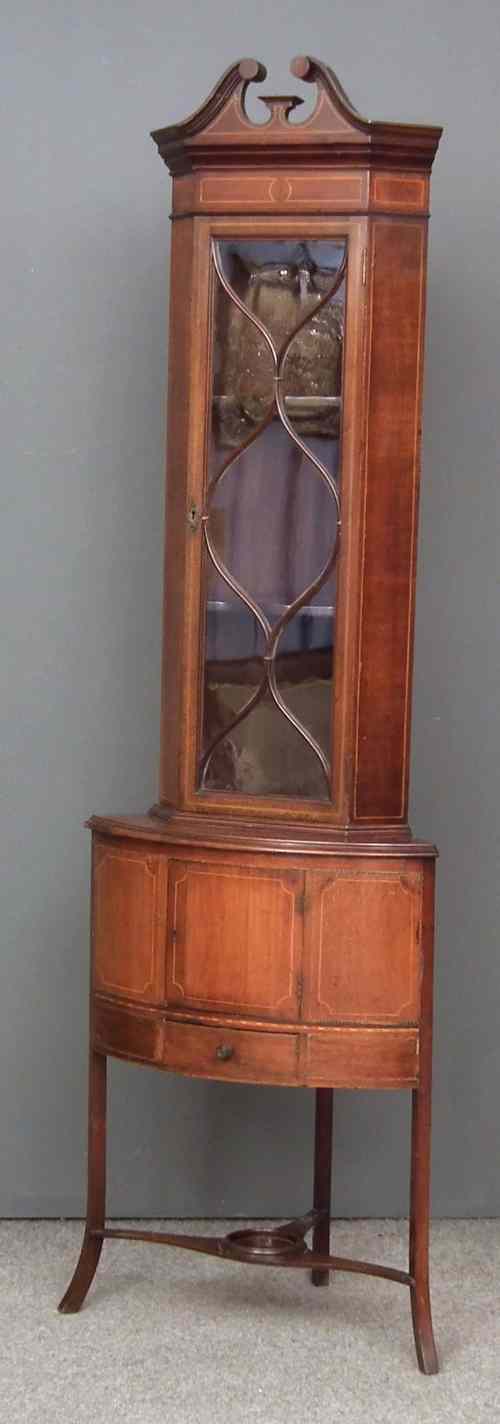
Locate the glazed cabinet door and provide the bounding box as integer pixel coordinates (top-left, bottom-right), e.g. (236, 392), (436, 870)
(302, 860), (423, 1025)
(158, 217), (367, 824)
(165, 859), (303, 1021)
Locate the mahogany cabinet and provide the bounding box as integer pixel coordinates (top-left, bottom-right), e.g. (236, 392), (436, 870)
(60, 56), (442, 1374)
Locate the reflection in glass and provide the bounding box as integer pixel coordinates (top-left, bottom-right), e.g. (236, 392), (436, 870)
(199, 238), (347, 800)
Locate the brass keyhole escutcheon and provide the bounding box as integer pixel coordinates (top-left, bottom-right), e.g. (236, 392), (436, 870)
(187, 502), (200, 531)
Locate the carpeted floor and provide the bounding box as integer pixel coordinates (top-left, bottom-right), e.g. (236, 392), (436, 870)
(1, 1219), (499, 1423)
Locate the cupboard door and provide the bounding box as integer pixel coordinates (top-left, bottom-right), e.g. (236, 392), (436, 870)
(93, 839), (167, 1003)
(303, 862), (423, 1025)
(166, 861), (303, 1020)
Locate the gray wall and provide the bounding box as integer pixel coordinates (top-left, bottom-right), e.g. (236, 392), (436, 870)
(1, 0), (499, 1219)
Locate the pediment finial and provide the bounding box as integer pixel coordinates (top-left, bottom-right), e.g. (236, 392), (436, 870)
(290, 54), (365, 128)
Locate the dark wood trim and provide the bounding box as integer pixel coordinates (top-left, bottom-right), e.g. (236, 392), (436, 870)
(171, 208), (432, 222)
(89, 812), (437, 859)
(91, 1222), (413, 1286)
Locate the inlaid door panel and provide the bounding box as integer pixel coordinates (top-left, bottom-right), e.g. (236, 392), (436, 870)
(303, 861), (423, 1024)
(92, 839), (167, 1003)
(166, 860), (303, 1019)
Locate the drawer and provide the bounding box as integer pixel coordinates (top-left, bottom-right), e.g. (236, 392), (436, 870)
(303, 1026), (419, 1088)
(162, 1019), (300, 1086)
(93, 999), (163, 1065)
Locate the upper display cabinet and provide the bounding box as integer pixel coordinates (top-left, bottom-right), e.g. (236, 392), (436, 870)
(151, 57), (442, 837)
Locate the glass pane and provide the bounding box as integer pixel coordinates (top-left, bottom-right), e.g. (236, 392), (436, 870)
(203, 689), (329, 799)
(199, 237), (346, 800)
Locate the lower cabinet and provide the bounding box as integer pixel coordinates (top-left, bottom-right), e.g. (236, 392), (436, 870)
(91, 831), (428, 1090)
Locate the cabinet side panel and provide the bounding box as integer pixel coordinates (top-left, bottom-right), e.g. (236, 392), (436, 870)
(159, 220), (196, 805)
(354, 220), (427, 822)
(92, 839), (167, 1003)
(303, 861), (423, 1024)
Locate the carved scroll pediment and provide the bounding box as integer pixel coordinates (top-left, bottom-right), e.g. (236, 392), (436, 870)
(151, 55), (442, 173)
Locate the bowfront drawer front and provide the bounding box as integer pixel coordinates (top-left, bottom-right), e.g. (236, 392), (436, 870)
(303, 1026), (419, 1088)
(303, 861), (423, 1025)
(93, 999), (163, 1064)
(165, 859), (302, 1021)
(162, 1019), (300, 1085)
(92, 1000), (418, 1089)
(92, 837), (168, 1003)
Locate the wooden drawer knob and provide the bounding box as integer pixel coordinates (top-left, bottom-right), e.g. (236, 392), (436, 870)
(215, 1043), (234, 1062)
